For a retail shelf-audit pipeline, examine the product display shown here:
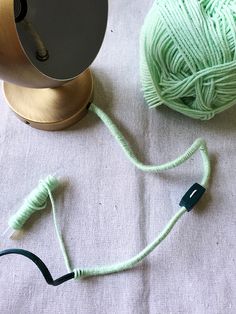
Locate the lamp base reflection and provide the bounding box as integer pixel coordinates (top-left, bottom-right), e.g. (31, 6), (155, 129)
(3, 68), (93, 131)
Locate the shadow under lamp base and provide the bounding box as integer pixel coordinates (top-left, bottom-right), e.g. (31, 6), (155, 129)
(3, 68), (93, 131)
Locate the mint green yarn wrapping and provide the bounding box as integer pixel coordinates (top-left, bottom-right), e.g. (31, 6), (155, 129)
(140, 0), (236, 120)
(8, 176), (59, 231)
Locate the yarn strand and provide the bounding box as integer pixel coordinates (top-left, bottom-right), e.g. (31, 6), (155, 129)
(47, 188), (72, 273)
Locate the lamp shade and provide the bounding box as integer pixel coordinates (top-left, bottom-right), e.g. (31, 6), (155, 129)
(0, 0), (108, 88)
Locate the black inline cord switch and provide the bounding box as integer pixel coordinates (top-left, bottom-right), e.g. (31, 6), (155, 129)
(179, 183), (206, 212)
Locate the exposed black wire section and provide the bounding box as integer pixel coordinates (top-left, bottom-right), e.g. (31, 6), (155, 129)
(0, 249), (75, 286)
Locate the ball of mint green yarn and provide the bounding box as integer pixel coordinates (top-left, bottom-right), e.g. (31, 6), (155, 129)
(140, 0), (236, 120)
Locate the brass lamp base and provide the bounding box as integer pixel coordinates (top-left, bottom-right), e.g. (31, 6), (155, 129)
(3, 69), (93, 131)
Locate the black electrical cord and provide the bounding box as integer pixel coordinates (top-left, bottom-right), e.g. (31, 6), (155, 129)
(0, 249), (75, 286)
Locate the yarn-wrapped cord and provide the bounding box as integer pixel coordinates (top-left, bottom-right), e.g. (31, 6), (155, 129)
(47, 189), (72, 273)
(74, 206), (186, 278)
(89, 103), (211, 186)
(49, 103), (211, 279)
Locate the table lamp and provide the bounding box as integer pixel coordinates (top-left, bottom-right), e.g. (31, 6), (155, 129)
(0, 0), (108, 130)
